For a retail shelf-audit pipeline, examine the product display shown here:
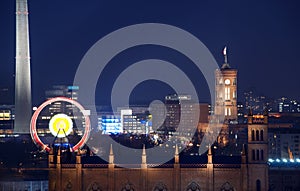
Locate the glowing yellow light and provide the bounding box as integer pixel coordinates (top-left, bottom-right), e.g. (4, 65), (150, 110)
(49, 114), (73, 138)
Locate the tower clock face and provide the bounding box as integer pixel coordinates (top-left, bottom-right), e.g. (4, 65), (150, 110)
(225, 79), (230, 85)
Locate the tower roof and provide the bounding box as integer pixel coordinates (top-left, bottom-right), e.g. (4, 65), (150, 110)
(221, 46), (232, 70)
(221, 63), (231, 70)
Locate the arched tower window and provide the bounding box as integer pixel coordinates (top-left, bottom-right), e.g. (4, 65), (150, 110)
(186, 181), (201, 191)
(260, 150), (264, 161)
(256, 179), (261, 191)
(252, 149), (255, 160)
(256, 150), (260, 160)
(251, 130), (255, 141)
(225, 87), (230, 100)
(260, 130), (264, 141)
(256, 130), (259, 141)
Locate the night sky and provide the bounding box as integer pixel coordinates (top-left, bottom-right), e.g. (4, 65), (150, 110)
(0, 0), (300, 106)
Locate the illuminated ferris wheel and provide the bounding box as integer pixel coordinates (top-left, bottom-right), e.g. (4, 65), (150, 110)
(30, 97), (91, 152)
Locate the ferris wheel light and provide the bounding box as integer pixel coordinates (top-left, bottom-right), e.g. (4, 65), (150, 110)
(49, 113), (73, 138)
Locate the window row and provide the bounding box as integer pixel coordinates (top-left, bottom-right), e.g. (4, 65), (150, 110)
(251, 130), (264, 141)
(84, 181), (236, 191)
(216, 89), (237, 100)
(252, 149), (264, 161)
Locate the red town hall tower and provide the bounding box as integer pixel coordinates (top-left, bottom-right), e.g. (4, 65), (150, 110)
(215, 47), (238, 122)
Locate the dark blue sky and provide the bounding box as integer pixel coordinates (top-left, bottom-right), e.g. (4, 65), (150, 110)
(1, 0), (300, 106)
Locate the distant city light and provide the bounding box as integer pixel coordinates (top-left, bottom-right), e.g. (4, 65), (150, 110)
(269, 158), (300, 164)
(282, 159), (288, 163)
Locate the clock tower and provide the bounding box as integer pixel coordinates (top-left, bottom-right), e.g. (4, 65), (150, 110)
(215, 47), (238, 122)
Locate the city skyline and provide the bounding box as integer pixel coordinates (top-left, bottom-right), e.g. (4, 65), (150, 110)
(0, 0), (300, 106)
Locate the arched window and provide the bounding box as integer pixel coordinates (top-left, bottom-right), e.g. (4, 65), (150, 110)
(87, 182), (102, 191)
(153, 182), (167, 191)
(186, 181), (201, 191)
(121, 182), (134, 191)
(256, 130), (259, 141)
(260, 130), (264, 141)
(65, 181), (72, 191)
(252, 149), (255, 160)
(256, 179), (261, 191)
(251, 130), (255, 141)
(225, 87), (230, 100)
(220, 182), (234, 191)
(256, 150), (260, 161)
(260, 150), (264, 161)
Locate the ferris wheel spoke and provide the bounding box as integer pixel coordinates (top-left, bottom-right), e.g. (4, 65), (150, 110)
(51, 128), (60, 147)
(62, 128), (72, 149)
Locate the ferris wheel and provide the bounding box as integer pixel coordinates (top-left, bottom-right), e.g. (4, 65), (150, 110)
(30, 97), (91, 152)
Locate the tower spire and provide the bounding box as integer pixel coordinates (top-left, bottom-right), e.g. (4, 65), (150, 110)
(109, 144), (114, 164)
(207, 144), (213, 164)
(141, 144), (147, 168)
(175, 144), (179, 164)
(221, 46), (231, 69)
(14, 0), (32, 133)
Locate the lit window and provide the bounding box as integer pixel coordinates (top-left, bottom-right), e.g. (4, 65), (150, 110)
(233, 90), (236, 99)
(225, 87), (230, 100)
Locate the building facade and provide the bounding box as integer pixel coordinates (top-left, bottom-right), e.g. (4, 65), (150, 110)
(48, 115), (269, 191)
